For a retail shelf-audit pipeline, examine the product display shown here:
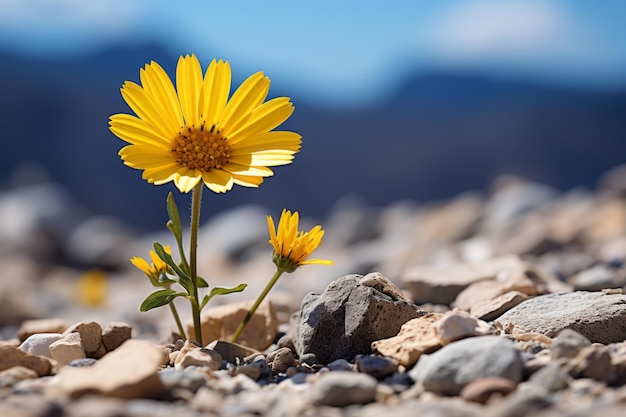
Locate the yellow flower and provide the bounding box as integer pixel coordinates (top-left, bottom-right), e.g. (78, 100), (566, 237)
(130, 246), (172, 285)
(75, 269), (107, 307)
(109, 54), (301, 193)
(267, 209), (334, 273)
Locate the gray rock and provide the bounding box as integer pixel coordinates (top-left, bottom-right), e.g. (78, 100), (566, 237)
(356, 355), (398, 379)
(326, 359), (354, 371)
(159, 367), (208, 394)
(569, 265), (624, 291)
(289, 274), (426, 363)
(409, 336), (523, 396)
(310, 371), (377, 407)
(495, 291), (626, 344)
(551, 329), (591, 360)
(527, 363), (571, 393)
(68, 358), (98, 367)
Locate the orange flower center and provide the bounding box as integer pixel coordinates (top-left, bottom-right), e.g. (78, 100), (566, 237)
(171, 124), (231, 171)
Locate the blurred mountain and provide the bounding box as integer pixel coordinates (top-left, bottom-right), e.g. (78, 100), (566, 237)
(1, 44), (625, 232)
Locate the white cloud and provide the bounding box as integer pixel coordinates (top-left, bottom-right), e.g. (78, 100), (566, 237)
(422, 0), (579, 62)
(0, 0), (147, 54)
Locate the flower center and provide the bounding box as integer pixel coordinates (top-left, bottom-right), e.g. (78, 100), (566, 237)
(171, 124), (231, 171)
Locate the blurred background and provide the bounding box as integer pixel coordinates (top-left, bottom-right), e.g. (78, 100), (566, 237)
(1, 0), (625, 233)
(1, 0), (626, 335)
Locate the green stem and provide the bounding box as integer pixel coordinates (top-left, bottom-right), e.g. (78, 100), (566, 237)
(231, 268), (285, 343)
(168, 302), (187, 340)
(190, 182), (203, 344)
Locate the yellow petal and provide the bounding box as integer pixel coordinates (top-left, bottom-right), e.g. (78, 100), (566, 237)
(120, 81), (177, 139)
(109, 114), (171, 149)
(202, 170), (235, 193)
(176, 54), (203, 127)
(200, 59), (231, 127)
(231, 131), (302, 152)
(228, 97), (295, 145)
(231, 173), (265, 187)
(174, 172), (203, 193)
(140, 61), (184, 129)
(219, 72), (270, 137)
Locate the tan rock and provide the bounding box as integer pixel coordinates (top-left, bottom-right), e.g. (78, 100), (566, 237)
(567, 344), (614, 383)
(17, 318), (69, 342)
(470, 291), (528, 321)
(359, 272), (409, 302)
(460, 376), (516, 404)
(583, 197), (626, 243)
(402, 255), (530, 305)
(64, 321), (105, 359)
(102, 321), (132, 352)
(49, 332), (86, 366)
(0, 365), (39, 386)
(371, 313), (443, 367)
(454, 267), (537, 312)
(174, 340), (222, 371)
(433, 310), (490, 345)
(58, 339), (166, 399)
(0, 345), (52, 376)
(188, 299), (278, 350)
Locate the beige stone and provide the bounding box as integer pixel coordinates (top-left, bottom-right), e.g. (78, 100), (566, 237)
(470, 291), (529, 321)
(64, 321), (105, 359)
(359, 272), (409, 302)
(102, 321), (132, 352)
(433, 310), (490, 345)
(17, 318), (69, 342)
(174, 340), (222, 371)
(454, 271), (537, 312)
(402, 255), (530, 305)
(0, 365), (38, 386)
(0, 345), (52, 376)
(371, 313), (443, 367)
(49, 332), (86, 366)
(187, 299), (278, 350)
(58, 339), (166, 399)
(18, 333), (64, 357)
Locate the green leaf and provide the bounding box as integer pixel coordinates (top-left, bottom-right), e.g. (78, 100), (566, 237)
(200, 283), (248, 310)
(139, 289), (185, 312)
(166, 193), (183, 241)
(196, 275), (209, 288)
(153, 242), (194, 294)
(166, 193), (190, 275)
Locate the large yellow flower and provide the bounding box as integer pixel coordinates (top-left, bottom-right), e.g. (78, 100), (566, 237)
(109, 54), (301, 193)
(267, 209), (334, 273)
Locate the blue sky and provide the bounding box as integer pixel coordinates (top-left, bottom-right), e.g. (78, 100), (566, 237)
(1, 0), (625, 106)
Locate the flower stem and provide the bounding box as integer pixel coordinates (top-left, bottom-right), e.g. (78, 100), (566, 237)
(190, 182), (203, 344)
(168, 301), (187, 340)
(231, 268), (285, 343)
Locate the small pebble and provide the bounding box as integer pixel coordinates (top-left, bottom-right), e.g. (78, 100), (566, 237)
(460, 376), (517, 404)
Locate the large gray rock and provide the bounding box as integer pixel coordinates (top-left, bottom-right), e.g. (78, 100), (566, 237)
(289, 273), (426, 363)
(495, 291), (626, 344)
(409, 335), (523, 396)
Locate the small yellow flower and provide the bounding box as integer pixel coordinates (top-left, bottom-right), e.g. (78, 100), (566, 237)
(130, 246), (172, 285)
(267, 209), (334, 273)
(75, 269), (107, 307)
(109, 54), (301, 194)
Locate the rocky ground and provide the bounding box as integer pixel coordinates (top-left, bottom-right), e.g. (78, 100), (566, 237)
(2, 165), (626, 416)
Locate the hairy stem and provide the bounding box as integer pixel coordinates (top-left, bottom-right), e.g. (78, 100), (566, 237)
(231, 268), (284, 343)
(190, 182), (203, 344)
